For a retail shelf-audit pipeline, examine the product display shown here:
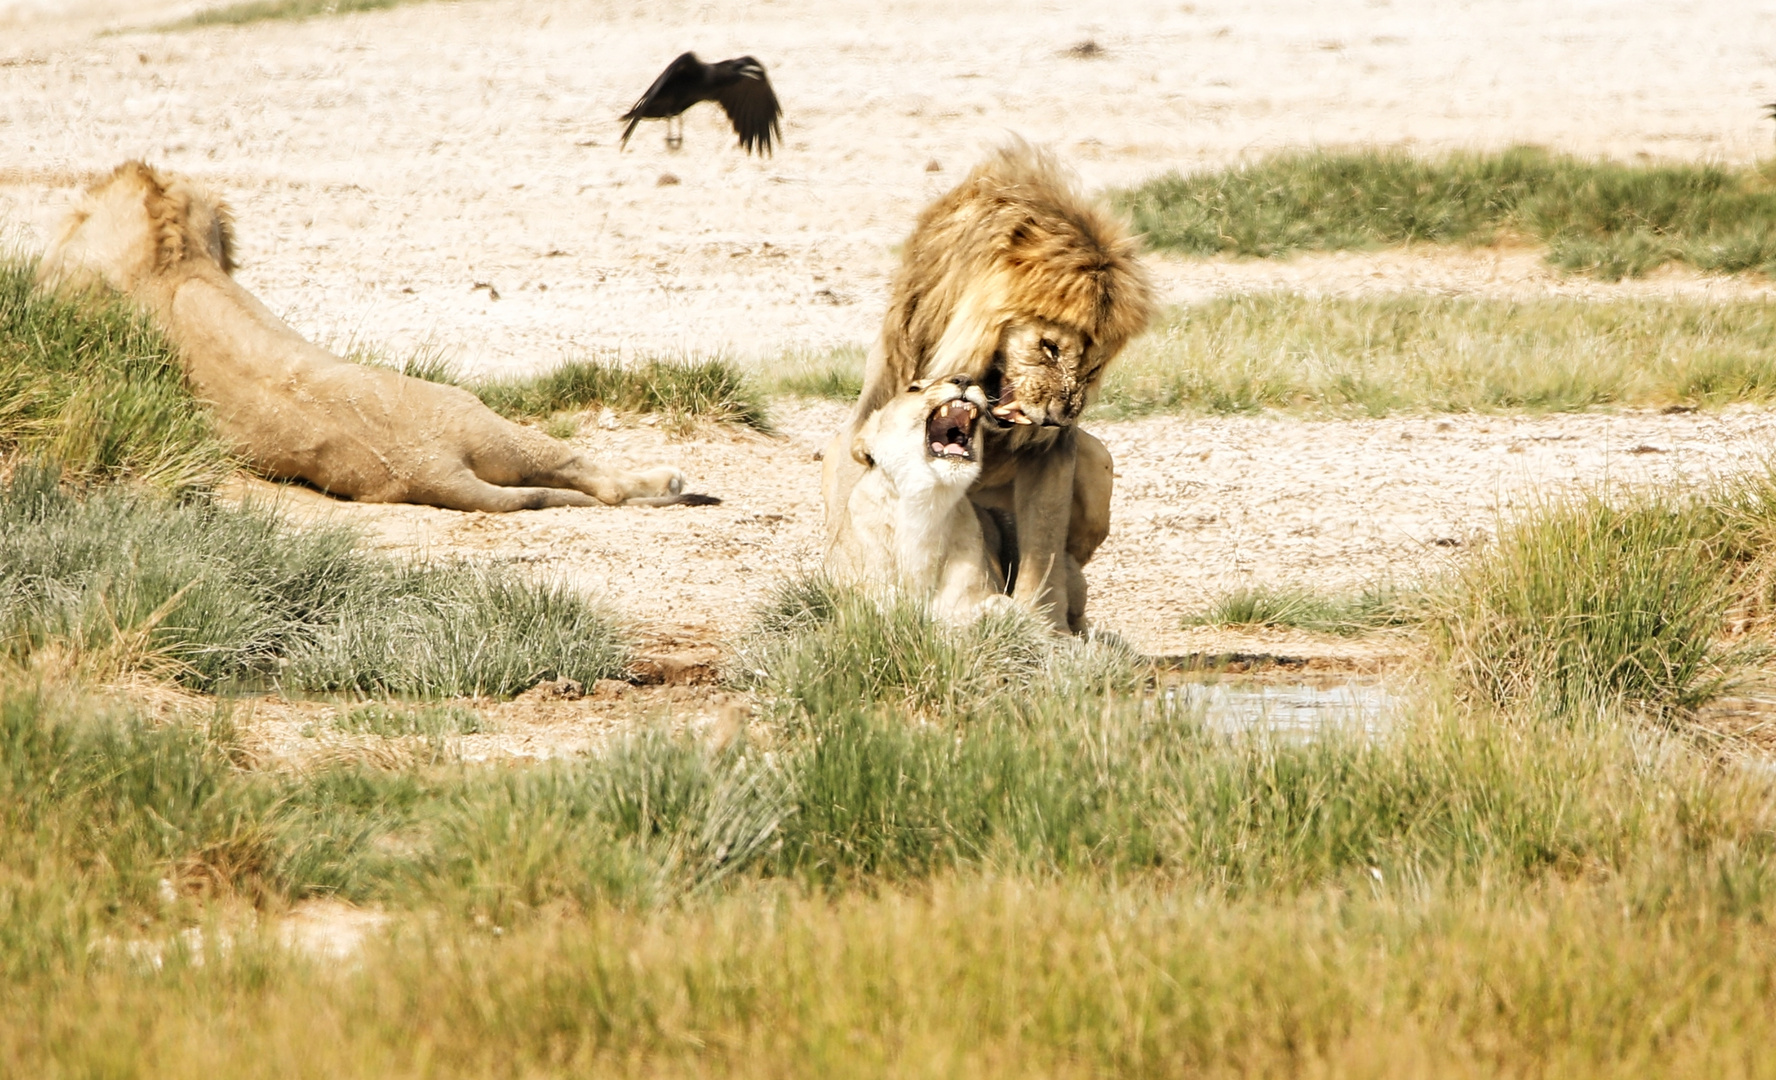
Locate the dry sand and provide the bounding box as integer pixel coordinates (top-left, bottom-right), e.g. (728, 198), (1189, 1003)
(5, 0), (1776, 671)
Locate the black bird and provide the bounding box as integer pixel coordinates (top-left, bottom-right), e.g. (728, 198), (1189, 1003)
(620, 52), (782, 156)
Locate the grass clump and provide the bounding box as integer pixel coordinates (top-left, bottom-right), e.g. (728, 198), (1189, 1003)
(474, 356), (770, 432)
(332, 702), (486, 737)
(1098, 294), (1776, 419)
(730, 576), (1144, 722)
(759, 344), (867, 401)
(162, 0), (441, 29)
(1186, 582), (1415, 636)
(0, 687), (374, 931)
(1191, 475), (1770, 717)
(1443, 492), (1742, 715)
(356, 345), (771, 430)
(0, 464), (628, 696)
(0, 259), (230, 491)
(1118, 146), (1776, 279)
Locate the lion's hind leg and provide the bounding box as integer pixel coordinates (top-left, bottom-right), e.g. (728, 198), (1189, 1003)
(412, 475), (602, 513)
(516, 455), (689, 506)
(549, 460), (696, 506)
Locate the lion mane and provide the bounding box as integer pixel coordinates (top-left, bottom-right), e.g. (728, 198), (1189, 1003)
(826, 142), (1153, 632)
(40, 161), (235, 296)
(856, 141), (1154, 423)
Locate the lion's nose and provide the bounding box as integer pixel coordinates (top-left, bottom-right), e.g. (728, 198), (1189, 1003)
(947, 375), (972, 388)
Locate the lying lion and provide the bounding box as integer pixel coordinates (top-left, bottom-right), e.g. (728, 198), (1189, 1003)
(823, 142), (1153, 631)
(826, 376), (1013, 623)
(37, 162), (698, 512)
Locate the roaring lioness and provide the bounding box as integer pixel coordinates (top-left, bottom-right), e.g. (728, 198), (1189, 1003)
(826, 375), (1014, 623)
(38, 162), (699, 512)
(822, 143), (1153, 631)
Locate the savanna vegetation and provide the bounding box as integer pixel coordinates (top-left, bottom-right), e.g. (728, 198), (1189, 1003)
(772, 294), (1776, 420)
(1102, 293), (1776, 418)
(1117, 146), (1776, 280)
(8, 157), (1776, 1075)
(5, 545), (1776, 1075)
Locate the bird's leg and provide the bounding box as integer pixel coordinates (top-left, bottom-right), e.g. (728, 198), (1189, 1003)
(666, 115), (683, 151)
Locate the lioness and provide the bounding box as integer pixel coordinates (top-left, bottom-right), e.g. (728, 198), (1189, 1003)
(822, 142), (1153, 631)
(826, 376), (1013, 623)
(38, 162), (699, 512)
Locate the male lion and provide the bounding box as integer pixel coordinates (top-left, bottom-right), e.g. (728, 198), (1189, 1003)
(822, 143), (1154, 631)
(826, 375), (1011, 623)
(37, 161), (698, 512)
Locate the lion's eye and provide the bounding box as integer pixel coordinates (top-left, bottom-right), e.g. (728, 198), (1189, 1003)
(1039, 338), (1060, 360)
(907, 382), (922, 393)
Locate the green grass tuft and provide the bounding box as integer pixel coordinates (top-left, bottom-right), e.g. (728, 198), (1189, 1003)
(0, 465), (629, 696)
(1186, 583), (1416, 636)
(760, 344), (867, 401)
(332, 702), (487, 737)
(1116, 146), (1776, 279)
(0, 259), (231, 491)
(1441, 491), (1742, 715)
(1189, 470), (1776, 718)
(473, 356), (771, 432)
(730, 577), (1058, 721)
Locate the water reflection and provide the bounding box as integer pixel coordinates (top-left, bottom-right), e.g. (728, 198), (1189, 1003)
(1164, 679), (1391, 738)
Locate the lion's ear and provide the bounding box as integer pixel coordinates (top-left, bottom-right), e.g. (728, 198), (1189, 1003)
(851, 435), (875, 467)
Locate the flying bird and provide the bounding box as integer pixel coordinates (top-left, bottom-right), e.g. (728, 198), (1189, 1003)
(620, 52), (782, 156)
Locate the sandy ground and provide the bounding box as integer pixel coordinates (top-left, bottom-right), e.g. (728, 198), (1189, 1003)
(231, 400), (1776, 662)
(4, 0), (1776, 370)
(6, 0), (1776, 674)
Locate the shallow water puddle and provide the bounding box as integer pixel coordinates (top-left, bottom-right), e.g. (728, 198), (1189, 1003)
(1165, 679), (1392, 738)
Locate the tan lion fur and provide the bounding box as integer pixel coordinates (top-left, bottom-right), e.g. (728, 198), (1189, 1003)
(38, 162), (692, 512)
(822, 142), (1153, 631)
(826, 377), (1011, 623)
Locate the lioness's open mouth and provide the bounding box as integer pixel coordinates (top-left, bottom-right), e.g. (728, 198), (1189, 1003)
(927, 397), (980, 460)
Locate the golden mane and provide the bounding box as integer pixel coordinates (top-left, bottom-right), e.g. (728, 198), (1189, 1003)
(43, 161), (236, 293)
(861, 141), (1153, 419)
(124, 160), (237, 275)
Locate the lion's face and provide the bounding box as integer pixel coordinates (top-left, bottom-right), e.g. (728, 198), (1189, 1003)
(853, 376), (990, 489)
(982, 317), (1094, 429)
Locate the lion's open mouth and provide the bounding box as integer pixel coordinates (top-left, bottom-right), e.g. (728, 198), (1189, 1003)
(926, 398), (980, 460)
(981, 365), (1030, 426)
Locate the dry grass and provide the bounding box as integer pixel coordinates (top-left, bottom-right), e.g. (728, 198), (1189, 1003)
(1098, 294), (1776, 419)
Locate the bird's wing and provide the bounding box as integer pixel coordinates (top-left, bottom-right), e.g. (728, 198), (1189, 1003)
(714, 59), (782, 156)
(620, 52), (701, 146)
